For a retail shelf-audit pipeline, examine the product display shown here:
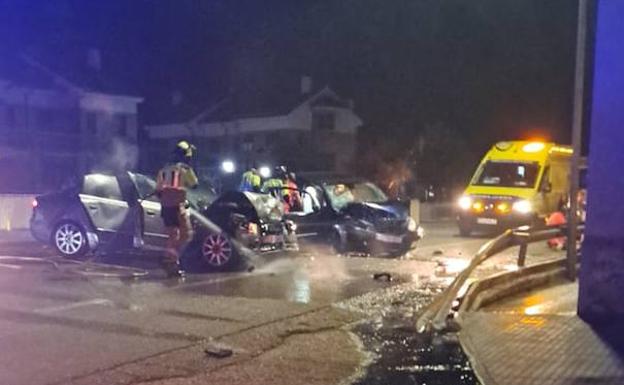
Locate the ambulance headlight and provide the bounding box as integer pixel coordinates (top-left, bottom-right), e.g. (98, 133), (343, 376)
(512, 200), (533, 214)
(458, 196), (472, 211)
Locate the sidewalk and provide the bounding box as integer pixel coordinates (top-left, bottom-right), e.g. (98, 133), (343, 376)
(459, 279), (624, 385)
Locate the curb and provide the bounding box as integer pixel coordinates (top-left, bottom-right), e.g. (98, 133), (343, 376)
(457, 257), (569, 315)
(455, 257), (572, 385)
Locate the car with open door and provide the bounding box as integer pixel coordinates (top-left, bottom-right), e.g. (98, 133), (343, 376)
(30, 172), (250, 271)
(283, 174), (423, 257)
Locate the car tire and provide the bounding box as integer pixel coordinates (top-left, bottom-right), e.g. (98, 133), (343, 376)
(331, 229), (348, 255)
(458, 223), (472, 237)
(52, 221), (89, 258)
(194, 232), (240, 272)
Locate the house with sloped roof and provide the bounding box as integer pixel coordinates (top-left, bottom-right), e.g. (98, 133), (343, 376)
(145, 77), (363, 181)
(0, 50), (143, 192)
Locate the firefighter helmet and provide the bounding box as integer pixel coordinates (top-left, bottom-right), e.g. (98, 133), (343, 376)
(174, 140), (196, 163)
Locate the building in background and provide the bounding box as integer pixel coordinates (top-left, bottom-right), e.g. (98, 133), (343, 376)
(145, 77), (362, 183)
(0, 51), (143, 192)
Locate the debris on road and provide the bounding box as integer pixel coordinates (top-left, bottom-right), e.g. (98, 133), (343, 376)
(433, 249), (444, 256)
(373, 272), (392, 281)
(204, 344), (234, 359)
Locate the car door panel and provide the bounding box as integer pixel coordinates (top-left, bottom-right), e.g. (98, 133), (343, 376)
(141, 199), (168, 247)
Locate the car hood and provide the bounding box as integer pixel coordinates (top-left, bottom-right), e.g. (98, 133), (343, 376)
(345, 201), (410, 222)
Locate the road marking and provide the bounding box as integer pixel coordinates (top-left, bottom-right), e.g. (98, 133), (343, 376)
(35, 299), (113, 314)
(0, 263), (22, 270)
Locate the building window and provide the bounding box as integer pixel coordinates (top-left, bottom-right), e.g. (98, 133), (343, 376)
(86, 112), (97, 135)
(312, 110), (336, 131)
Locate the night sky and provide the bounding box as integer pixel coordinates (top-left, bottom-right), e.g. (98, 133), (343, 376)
(1, 0), (580, 177)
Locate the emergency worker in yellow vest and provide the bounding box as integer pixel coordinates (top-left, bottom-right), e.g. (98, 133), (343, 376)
(156, 140), (198, 277)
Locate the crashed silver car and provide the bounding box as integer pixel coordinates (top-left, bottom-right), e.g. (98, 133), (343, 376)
(30, 172), (254, 271)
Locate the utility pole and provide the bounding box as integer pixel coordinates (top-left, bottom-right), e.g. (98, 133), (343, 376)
(566, 0), (589, 280)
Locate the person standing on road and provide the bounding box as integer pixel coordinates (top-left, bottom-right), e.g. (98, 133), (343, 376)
(240, 167), (261, 192)
(156, 140), (199, 278)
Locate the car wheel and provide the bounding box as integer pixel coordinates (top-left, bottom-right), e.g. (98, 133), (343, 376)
(200, 232), (238, 271)
(331, 229), (348, 255)
(458, 223), (472, 237)
(52, 221), (89, 258)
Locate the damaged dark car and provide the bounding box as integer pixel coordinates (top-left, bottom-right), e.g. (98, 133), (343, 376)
(30, 172), (295, 271)
(284, 175), (424, 257)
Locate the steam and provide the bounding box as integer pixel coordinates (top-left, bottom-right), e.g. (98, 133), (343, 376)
(91, 137), (139, 173)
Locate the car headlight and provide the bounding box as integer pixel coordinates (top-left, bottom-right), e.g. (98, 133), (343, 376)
(512, 200), (533, 214)
(458, 196), (472, 210)
(407, 217), (418, 232)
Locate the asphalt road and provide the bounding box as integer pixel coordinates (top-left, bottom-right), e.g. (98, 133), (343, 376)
(0, 221), (564, 385)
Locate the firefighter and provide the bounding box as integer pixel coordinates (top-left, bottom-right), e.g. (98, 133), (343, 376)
(262, 166), (286, 198)
(240, 167), (261, 192)
(283, 172), (302, 212)
(156, 140), (199, 278)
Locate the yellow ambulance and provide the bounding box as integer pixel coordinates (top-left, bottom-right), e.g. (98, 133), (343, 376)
(456, 141), (573, 236)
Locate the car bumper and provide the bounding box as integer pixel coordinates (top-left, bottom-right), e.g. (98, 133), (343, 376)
(30, 216), (50, 244)
(350, 227), (420, 255)
(457, 212), (538, 233)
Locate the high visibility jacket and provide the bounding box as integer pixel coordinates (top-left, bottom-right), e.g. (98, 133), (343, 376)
(156, 162), (198, 207)
(240, 171), (261, 192)
(262, 178), (283, 195)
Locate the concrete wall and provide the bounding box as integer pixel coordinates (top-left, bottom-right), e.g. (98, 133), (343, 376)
(0, 194), (36, 231)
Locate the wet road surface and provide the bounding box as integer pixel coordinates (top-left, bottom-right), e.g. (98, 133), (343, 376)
(0, 222), (563, 385)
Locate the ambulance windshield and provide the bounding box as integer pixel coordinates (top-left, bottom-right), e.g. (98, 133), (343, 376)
(473, 161), (540, 188)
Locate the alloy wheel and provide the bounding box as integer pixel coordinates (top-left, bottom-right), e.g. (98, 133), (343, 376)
(55, 223), (84, 255)
(202, 233), (233, 267)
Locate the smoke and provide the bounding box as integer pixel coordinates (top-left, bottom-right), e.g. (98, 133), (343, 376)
(91, 137), (139, 173)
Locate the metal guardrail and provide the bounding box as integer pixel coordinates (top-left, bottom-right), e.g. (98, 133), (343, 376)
(416, 223), (585, 333)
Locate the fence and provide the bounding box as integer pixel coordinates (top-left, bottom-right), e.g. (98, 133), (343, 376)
(0, 194), (37, 231)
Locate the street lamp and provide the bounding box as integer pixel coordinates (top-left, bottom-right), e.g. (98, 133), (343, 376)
(259, 166), (271, 179)
(221, 160), (236, 174)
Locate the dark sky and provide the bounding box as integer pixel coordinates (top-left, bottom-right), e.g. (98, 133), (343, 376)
(1, 0), (579, 154)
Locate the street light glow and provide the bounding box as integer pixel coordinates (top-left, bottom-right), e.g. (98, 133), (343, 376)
(221, 160), (236, 173)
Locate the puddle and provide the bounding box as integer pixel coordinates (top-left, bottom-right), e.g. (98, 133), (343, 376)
(353, 323), (480, 385)
(345, 280), (480, 385)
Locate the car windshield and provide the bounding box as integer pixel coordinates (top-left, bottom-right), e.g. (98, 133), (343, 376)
(473, 161), (540, 188)
(324, 182), (388, 211)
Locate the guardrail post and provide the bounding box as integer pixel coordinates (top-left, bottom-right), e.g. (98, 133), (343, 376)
(517, 242), (527, 268)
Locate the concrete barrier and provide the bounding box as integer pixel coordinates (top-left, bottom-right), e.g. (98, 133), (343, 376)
(0, 194), (37, 231)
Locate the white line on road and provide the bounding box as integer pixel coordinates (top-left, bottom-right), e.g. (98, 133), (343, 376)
(0, 263), (22, 270)
(35, 299), (114, 314)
